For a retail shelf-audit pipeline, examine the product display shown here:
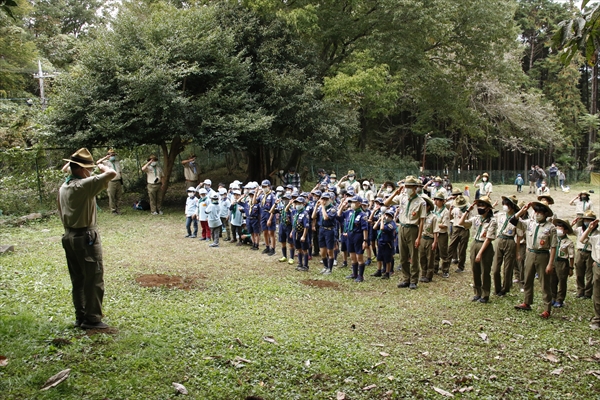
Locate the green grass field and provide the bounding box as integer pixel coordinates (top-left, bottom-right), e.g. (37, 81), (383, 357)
(1, 184), (600, 399)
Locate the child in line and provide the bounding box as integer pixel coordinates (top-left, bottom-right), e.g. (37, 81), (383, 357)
(185, 187), (199, 238)
(551, 219), (574, 308)
(205, 193), (222, 247)
(197, 188), (210, 240)
(514, 174), (524, 193)
(229, 190), (244, 244)
(218, 188), (231, 241)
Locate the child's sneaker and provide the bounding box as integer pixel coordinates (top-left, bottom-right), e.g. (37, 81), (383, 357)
(279, 257), (287, 262)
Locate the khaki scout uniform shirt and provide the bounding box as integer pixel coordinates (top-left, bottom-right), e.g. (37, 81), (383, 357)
(467, 215), (497, 242)
(451, 206), (473, 229)
(343, 180), (360, 193)
(58, 173), (113, 229)
(574, 226), (592, 251)
(574, 199), (593, 216)
(556, 236), (574, 260)
(358, 189), (374, 202)
(514, 219), (557, 251)
(143, 165), (163, 184)
(477, 181), (493, 197)
(422, 212), (437, 239)
(397, 193), (427, 226)
(433, 206), (450, 234)
(102, 160), (122, 181)
(587, 232), (600, 263)
(427, 186), (448, 199)
(183, 162), (199, 182)
(495, 212), (518, 239)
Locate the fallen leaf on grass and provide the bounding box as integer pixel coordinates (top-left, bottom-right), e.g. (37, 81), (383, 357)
(590, 337), (599, 346)
(203, 355), (223, 360)
(442, 320), (452, 326)
(478, 333), (489, 343)
(362, 384), (377, 391)
(172, 382), (188, 395)
(40, 369), (70, 391)
(379, 352), (390, 357)
(551, 368), (564, 375)
(588, 370), (600, 379)
(0, 356), (7, 367)
(235, 338), (248, 347)
(371, 343), (385, 347)
(263, 336), (278, 345)
(387, 375), (394, 381)
(336, 392), (346, 400)
(489, 375), (497, 380)
(234, 356), (252, 364)
(458, 386), (473, 393)
(373, 361), (386, 368)
(422, 351), (430, 357)
(542, 352), (559, 363)
(433, 386), (454, 397)
(305, 360), (310, 367)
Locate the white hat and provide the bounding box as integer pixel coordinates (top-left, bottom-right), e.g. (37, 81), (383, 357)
(210, 193), (219, 199)
(187, 187), (196, 192)
(203, 179), (212, 185)
(218, 188), (227, 195)
(232, 190), (241, 195)
(276, 186), (284, 192)
(198, 188), (207, 195)
(233, 180), (241, 185)
(362, 180), (369, 186)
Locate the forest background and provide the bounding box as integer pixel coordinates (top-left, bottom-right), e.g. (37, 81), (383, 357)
(2, 0), (600, 214)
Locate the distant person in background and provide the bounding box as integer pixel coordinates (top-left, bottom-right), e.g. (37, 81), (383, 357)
(558, 169), (566, 189)
(570, 191), (593, 217)
(141, 155), (163, 215)
(272, 166), (301, 190)
(181, 154), (200, 188)
(473, 172), (493, 199)
(528, 165), (539, 194)
(536, 166), (546, 188)
(536, 180), (550, 196)
(548, 163), (558, 190)
(514, 174), (524, 193)
(97, 149), (123, 215)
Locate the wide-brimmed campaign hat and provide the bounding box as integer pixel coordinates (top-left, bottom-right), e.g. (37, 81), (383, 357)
(63, 148), (95, 168)
(422, 195), (434, 209)
(475, 195), (493, 208)
(537, 195), (554, 205)
(404, 175), (422, 186)
(433, 192), (446, 201)
(553, 218), (574, 235)
(453, 195), (468, 208)
(501, 195), (519, 211)
(531, 201), (553, 216)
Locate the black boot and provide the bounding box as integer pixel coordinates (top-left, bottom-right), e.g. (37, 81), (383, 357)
(355, 264), (365, 282)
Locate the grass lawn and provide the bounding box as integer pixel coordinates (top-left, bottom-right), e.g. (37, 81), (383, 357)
(1, 183), (600, 399)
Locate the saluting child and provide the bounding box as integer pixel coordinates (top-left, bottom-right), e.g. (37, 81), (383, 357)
(551, 219), (574, 308)
(419, 197), (437, 283)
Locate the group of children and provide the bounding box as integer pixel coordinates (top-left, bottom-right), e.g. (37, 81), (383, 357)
(182, 170), (599, 328)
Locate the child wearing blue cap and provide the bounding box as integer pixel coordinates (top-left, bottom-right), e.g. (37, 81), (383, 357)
(514, 174), (524, 193)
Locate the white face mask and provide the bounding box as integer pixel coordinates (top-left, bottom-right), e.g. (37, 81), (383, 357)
(406, 188), (415, 196)
(535, 213), (545, 223)
(109, 156), (116, 162)
(150, 161), (157, 167)
(386, 187), (392, 193)
(502, 205), (509, 212)
(541, 184), (546, 188)
(482, 177), (488, 182)
(188, 192), (195, 198)
(556, 228), (564, 237)
(263, 187), (271, 194)
(295, 204), (303, 211)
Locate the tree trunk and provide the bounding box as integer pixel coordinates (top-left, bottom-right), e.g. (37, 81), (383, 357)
(159, 135), (183, 198)
(588, 60), (598, 168)
(246, 144), (270, 182)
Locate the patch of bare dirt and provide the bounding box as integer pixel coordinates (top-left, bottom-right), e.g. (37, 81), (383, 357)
(135, 274), (204, 290)
(300, 279), (340, 289)
(85, 327), (119, 336)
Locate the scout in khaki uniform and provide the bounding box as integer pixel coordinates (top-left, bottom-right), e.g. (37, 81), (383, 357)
(96, 149), (123, 214)
(337, 170), (361, 193)
(473, 172), (493, 199)
(514, 201), (527, 290)
(573, 210), (596, 299)
(181, 153), (200, 188)
(141, 154), (164, 215)
(448, 195), (471, 272)
(58, 148), (116, 330)
(537, 195), (557, 222)
(384, 176), (426, 289)
(419, 196), (437, 283)
(550, 219), (574, 308)
(459, 196), (497, 303)
(578, 218), (600, 330)
(513, 201), (557, 319)
(570, 191), (593, 218)
(492, 195), (520, 296)
(432, 192), (450, 278)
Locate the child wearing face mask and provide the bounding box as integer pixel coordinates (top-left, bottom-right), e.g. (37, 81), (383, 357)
(511, 201), (557, 319)
(536, 180), (550, 196)
(459, 196), (497, 303)
(419, 197), (438, 283)
(291, 197), (311, 271)
(184, 187), (199, 238)
(573, 211), (596, 299)
(473, 173), (493, 200)
(550, 219), (574, 308)
(492, 195), (520, 297)
(570, 191), (594, 217)
(373, 209), (397, 279)
(205, 193), (222, 247)
(447, 195), (472, 273)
